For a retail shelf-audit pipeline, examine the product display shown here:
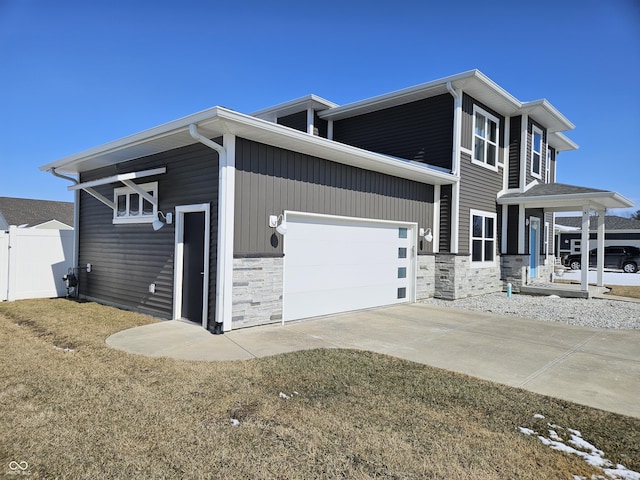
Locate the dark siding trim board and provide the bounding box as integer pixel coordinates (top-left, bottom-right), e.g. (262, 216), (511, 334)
(549, 147), (556, 183)
(78, 142), (219, 321)
(234, 137), (435, 255)
(439, 184), (452, 253)
(506, 205), (519, 254)
(458, 152), (503, 254)
(332, 94), (454, 170)
(508, 116), (522, 188)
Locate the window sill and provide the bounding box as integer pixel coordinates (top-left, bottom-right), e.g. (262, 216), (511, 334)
(113, 217), (154, 225)
(470, 261), (497, 269)
(471, 158), (499, 172)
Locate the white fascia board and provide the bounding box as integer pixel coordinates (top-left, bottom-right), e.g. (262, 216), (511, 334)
(497, 191), (634, 210)
(250, 94), (339, 118)
(39, 107), (224, 174)
(520, 99), (575, 132)
(318, 70), (493, 120)
(548, 132), (579, 152)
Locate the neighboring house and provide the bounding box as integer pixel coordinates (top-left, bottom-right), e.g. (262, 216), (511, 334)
(0, 197), (74, 301)
(39, 70), (633, 333)
(555, 215), (640, 258)
(0, 197), (74, 230)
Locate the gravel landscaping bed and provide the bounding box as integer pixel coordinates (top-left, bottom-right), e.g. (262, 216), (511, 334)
(422, 293), (640, 330)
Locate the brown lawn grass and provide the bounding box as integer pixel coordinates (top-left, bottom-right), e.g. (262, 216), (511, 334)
(1, 299), (639, 479)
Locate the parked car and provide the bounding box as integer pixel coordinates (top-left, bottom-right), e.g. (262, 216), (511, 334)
(563, 246), (640, 273)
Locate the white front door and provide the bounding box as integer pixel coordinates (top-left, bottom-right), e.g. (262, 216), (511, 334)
(282, 212), (416, 322)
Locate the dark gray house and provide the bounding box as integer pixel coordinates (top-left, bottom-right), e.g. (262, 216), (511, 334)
(556, 215), (640, 258)
(40, 70), (633, 332)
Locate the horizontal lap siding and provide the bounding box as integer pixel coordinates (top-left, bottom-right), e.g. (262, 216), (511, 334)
(458, 152), (503, 253)
(78, 143), (218, 319)
(332, 94), (453, 170)
(234, 138), (434, 255)
(458, 94), (505, 255)
(439, 185), (452, 252)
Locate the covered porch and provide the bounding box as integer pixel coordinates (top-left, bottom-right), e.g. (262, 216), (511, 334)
(498, 183), (634, 293)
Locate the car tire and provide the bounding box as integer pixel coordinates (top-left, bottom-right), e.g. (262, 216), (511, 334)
(569, 260), (581, 270)
(622, 262), (638, 274)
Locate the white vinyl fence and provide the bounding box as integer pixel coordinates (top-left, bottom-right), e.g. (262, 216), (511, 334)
(0, 227), (74, 301)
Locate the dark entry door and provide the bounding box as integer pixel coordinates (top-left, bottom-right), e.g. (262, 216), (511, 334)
(182, 212), (205, 323)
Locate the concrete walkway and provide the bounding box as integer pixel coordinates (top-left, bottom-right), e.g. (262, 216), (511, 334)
(106, 303), (640, 419)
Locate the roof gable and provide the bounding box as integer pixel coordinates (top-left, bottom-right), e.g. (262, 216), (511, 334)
(0, 197), (74, 228)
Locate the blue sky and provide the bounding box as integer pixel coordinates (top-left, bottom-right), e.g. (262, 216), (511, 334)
(1, 0), (638, 215)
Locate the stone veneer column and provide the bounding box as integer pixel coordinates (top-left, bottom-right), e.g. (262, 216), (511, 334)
(231, 256), (283, 329)
(416, 254), (435, 300)
(435, 253), (502, 299)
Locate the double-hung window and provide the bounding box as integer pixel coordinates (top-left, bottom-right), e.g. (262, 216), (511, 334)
(473, 106), (499, 170)
(531, 126), (543, 178)
(470, 209), (496, 267)
(113, 182), (158, 224)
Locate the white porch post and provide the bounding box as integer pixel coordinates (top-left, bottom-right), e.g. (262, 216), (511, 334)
(580, 207), (590, 292)
(596, 209), (605, 287)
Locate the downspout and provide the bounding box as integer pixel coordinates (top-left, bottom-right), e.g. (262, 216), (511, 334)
(446, 81), (461, 254)
(188, 124), (231, 334)
(48, 168), (80, 277)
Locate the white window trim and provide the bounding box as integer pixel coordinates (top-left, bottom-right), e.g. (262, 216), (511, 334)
(545, 148), (551, 184)
(531, 125), (543, 179)
(113, 181), (158, 224)
(471, 105), (500, 172)
(470, 209), (497, 268)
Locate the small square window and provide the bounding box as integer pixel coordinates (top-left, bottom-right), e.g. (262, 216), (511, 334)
(397, 287), (406, 299)
(397, 267), (407, 279)
(113, 182), (158, 224)
(398, 227), (408, 239)
(398, 248), (407, 259)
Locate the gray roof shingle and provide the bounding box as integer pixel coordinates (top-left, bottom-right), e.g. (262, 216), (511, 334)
(0, 197), (74, 228)
(555, 215), (640, 230)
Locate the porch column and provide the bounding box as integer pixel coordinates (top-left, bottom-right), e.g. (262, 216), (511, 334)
(580, 207), (590, 292)
(596, 209), (605, 287)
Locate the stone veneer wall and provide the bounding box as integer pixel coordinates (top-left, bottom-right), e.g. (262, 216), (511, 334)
(416, 254), (435, 300)
(500, 255), (529, 292)
(232, 256), (283, 329)
(435, 254), (502, 300)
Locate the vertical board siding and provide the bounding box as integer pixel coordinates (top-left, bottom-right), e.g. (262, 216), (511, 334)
(549, 147), (556, 183)
(78, 143), (218, 319)
(332, 94), (454, 170)
(234, 138), (434, 255)
(458, 151), (503, 254)
(509, 116), (522, 188)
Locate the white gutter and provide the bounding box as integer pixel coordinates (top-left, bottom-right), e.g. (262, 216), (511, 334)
(188, 124), (234, 334)
(446, 81), (461, 253)
(48, 168), (80, 275)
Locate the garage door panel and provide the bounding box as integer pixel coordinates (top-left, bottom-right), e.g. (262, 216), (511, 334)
(283, 213), (415, 322)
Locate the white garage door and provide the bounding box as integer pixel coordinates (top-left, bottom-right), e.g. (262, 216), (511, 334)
(282, 212), (416, 322)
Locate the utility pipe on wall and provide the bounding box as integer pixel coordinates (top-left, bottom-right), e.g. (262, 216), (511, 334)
(48, 168), (80, 275)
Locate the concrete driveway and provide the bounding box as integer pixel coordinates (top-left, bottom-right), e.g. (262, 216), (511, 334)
(107, 303), (640, 419)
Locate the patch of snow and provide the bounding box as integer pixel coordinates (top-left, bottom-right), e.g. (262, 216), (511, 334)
(534, 413), (545, 419)
(230, 418), (240, 426)
(548, 295), (561, 299)
(519, 419), (639, 480)
(519, 427), (537, 435)
(279, 392), (291, 400)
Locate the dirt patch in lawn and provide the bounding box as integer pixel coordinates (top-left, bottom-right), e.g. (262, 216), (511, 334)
(1, 299), (638, 479)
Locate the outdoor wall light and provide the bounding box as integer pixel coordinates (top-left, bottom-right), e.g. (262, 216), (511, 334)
(269, 214), (288, 235)
(152, 211), (173, 231)
(419, 227), (433, 243)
